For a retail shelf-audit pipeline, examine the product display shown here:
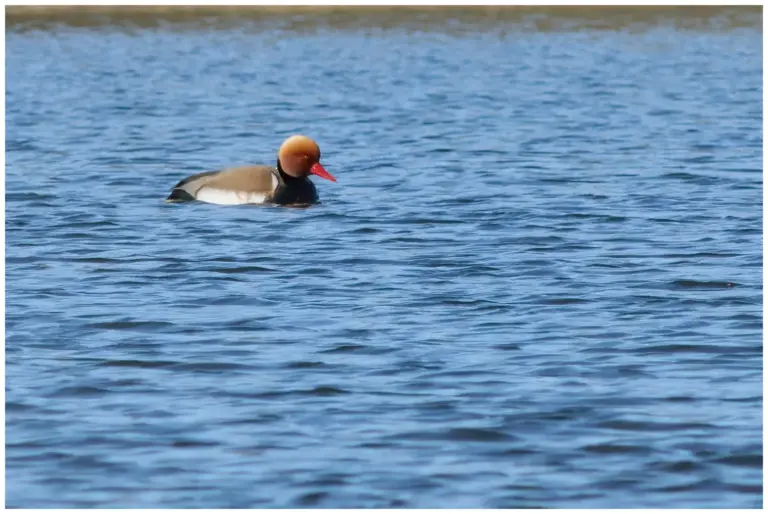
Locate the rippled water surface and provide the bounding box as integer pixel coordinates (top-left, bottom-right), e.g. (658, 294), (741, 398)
(6, 8), (763, 508)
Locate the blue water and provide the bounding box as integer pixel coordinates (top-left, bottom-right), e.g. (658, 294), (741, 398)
(6, 12), (762, 508)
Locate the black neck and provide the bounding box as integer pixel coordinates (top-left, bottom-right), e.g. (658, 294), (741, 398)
(276, 159), (301, 182)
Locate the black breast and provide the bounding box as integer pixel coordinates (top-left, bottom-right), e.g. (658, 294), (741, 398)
(271, 176), (319, 205)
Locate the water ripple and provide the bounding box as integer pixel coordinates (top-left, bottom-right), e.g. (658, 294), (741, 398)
(6, 12), (761, 510)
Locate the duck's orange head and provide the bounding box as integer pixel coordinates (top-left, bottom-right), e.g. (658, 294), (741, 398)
(278, 135), (336, 182)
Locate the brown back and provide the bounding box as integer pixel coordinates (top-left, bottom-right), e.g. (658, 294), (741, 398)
(181, 165), (279, 195)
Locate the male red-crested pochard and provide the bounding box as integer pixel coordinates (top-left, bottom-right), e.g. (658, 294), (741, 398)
(166, 135), (336, 206)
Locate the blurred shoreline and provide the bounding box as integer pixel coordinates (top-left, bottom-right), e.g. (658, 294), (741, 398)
(6, 5), (762, 32)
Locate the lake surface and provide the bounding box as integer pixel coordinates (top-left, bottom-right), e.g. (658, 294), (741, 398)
(5, 7), (763, 508)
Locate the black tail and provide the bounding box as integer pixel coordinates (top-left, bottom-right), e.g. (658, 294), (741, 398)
(166, 188), (196, 202)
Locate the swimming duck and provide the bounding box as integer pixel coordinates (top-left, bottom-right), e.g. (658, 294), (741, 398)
(166, 135), (336, 205)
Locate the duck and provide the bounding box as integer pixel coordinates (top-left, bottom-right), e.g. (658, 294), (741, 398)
(166, 135), (336, 206)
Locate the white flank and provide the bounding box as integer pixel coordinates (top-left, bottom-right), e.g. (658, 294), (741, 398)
(195, 188), (268, 205)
